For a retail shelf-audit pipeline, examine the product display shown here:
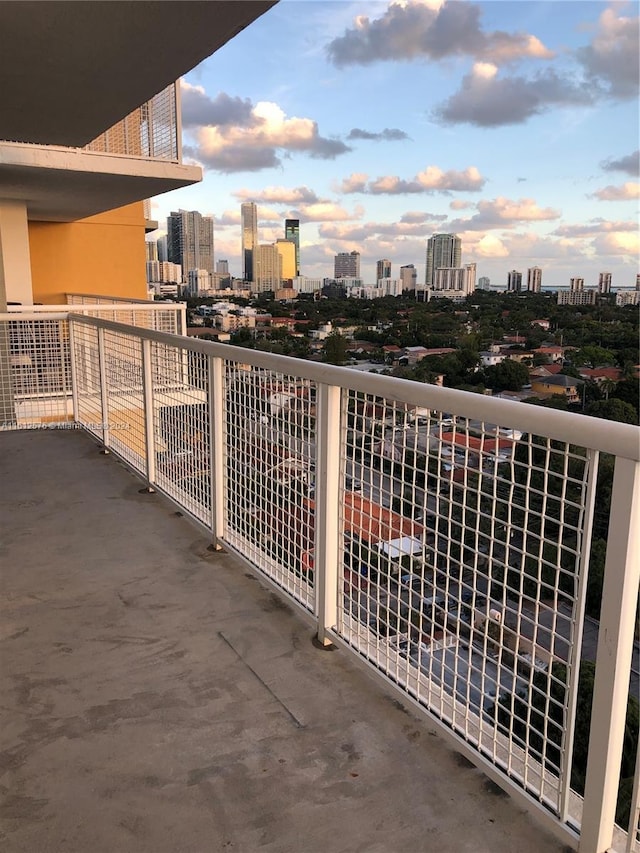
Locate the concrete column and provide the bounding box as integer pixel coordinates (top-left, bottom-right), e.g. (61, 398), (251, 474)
(0, 199), (33, 306)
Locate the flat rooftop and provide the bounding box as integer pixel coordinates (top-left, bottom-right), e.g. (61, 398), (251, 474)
(1, 430), (567, 853)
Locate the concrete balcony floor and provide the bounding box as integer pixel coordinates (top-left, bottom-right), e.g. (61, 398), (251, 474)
(1, 430), (567, 853)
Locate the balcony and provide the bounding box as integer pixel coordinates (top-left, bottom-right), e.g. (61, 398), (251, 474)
(1, 310), (639, 853)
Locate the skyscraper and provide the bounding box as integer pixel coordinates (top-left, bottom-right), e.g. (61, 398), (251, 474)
(376, 259), (392, 280)
(400, 264), (417, 292)
(570, 276), (585, 292)
(425, 234), (461, 288)
(285, 219), (300, 276)
(167, 210), (214, 276)
(598, 272), (612, 294)
(275, 239), (296, 280)
(334, 251), (360, 279)
(254, 244), (282, 293)
(527, 267), (542, 292)
(241, 202), (258, 282)
(507, 269), (523, 292)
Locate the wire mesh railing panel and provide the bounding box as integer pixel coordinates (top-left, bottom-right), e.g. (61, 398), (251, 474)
(153, 345), (210, 525)
(83, 83), (178, 162)
(71, 322), (103, 440)
(101, 330), (146, 475)
(0, 318), (72, 430)
(336, 396), (596, 815)
(223, 363), (316, 611)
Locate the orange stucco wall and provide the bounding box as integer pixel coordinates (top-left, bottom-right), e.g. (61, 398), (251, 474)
(28, 202), (148, 304)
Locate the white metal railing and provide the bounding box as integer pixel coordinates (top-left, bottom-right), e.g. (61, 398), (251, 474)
(5, 312), (640, 853)
(0, 306), (186, 428)
(82, 83), (179, 162)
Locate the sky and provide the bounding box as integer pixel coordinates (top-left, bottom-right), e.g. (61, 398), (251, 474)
(149, 0), (639, 288)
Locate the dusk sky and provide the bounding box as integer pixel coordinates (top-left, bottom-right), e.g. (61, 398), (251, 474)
(150, 0), (639, 288)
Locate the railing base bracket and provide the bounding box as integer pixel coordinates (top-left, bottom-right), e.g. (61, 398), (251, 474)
(138, 486), (156, 494)
(312, 633), (336, 651)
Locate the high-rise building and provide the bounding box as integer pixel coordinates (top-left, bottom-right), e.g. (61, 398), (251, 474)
(187, 268), (212, 296)
(376, 259), (392, 280)
(157, 235), (168, 262)
(400, 264), (417, 292)
(275, 239), (296, 280)
(216, 259), (229, 275)
(570, 277), (585, 292)
(334, 251), (360, 279)
(430, 264), (476, 299)
(167, 210), (214, 277)
(527, 267), (542, 293)
(477, 276), (491, 289)
(285, 219), (300, 276)
(598, 272), (612, 294)
(145, 239), (158, 262)
(241, 202), (258, 282)
(254, 244), (282, 293)
(425, 234), (461, 288)
(507, 270), (523, 292)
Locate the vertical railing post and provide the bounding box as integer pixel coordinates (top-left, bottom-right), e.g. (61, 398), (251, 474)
(67, 319), (80, 426)
(207, 354), (225, 547)
(314, 383), (342, 646)
(580, 457), (640, 853)
(560, 449), (599, 822)
(97, 327), (110, 451)
(141, 338), (156, 488)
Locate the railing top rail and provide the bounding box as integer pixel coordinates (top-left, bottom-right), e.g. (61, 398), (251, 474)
(0, 312), (71, 321)
(67, 313), (640, 461)
(7, 303), (184, 313)
(64, 293), (160, 304)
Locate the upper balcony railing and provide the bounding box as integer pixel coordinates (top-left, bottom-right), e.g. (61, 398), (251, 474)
(1, 83), (181, 164)
(1, 311), (638, 853)
(83, 83), (180, 163)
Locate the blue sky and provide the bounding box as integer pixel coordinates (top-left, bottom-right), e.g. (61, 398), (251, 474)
(150, 0), (639, 288)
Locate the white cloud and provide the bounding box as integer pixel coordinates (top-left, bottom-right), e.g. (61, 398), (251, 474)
(326, 0), (553, 67)
(338, 165), (485, 194)
(185, 97), (351, 172)
(591, 182), (640, 201)
(234, 186), (320, 205)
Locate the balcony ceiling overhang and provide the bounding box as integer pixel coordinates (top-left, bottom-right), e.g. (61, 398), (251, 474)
(0, 1), (277, 147)
(0, 143), (203, 221)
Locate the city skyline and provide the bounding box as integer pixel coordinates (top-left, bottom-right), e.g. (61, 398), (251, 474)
(148, 1), (639, 286)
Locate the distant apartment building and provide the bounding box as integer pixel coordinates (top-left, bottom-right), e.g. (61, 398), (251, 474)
(428, 263), (476, 300)
(285, 219), (300, 276)
(216, 259), (229, 275)
(527, 267), (542, 293)
(598, 272), (612, 294)
(167, 209), (214, 277)
(376, 259), (392, 280)
(275, 239), (296, 280)
(570, 276), (585, 292)
(507, 269), (523, 292)
(424, 233), (461, 289)
(616, 290), (640, 306)
(477, 276), (491, 289)
(293, 276), (323, 294)
(334, 251), (361, 279)
(187, 268), (212, 296)
(558, 289), (597, 306)
(146, 260), (182, 285)
(254, 244), (282, 293)
(400, 264), (417, 292)
(241, 201), (258, 282)
(146, 239), (158, 262)
(351, 280), (403, 300)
